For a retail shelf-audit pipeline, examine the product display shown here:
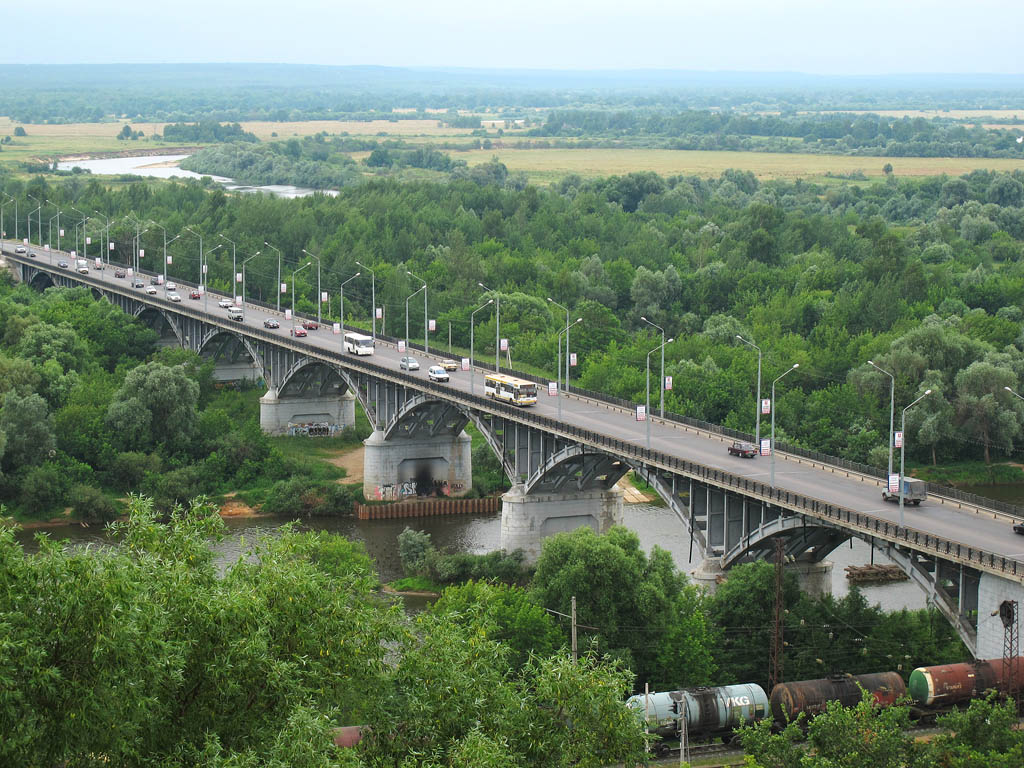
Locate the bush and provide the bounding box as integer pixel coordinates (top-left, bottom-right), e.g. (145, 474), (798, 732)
(260, 477), (355, 517)
(108, 451), (162, 491)
(429, 549), (530, 586)
(70, 484), (118, 524)
(18, 463), (71, 517)
(398, 527), (432, 576)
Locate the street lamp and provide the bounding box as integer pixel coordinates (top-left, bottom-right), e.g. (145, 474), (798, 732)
(646, 336), (674, 449)
(182, 226), (203, 288)
(641, 316), (666, 417)
(770, 364), (801, 487)
(354, 260), (376, 341)
(45, 200), (62, 250)
(241, 251), (260, 308)
(202, 244), (222, 310)
(737, 335), (763, 449)
(219, 234), (237, 304)
(478, 282), (501, 372)
(131, 227), (149, 275)
(27, 194), (40, 245)
(557, 317), (583, 421)
(264, 242), (282, 312)
(70, 206), (89, 257)
(548, 298), (570, 393)
(291, 261), (312, 320)
(0, 194), (15, 241)
(407, 270), (428, 353)
(93, 210), (109, 262)
(147, 221), (170, 283)
(338, 271), (360, 334)
(868, 360), (896, 480)
(899, 389), (932, 526)
(405, 282), (425, 359)
(301, 249), (323, 324)
(470, 299), (494, 394)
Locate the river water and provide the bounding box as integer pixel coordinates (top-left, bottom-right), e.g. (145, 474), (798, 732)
(14, 502), (925, 613)
(56, 155), (335, 199)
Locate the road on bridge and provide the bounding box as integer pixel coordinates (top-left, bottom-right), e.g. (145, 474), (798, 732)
(6, 241), (1024, 566)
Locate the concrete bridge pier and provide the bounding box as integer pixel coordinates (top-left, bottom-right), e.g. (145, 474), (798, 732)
(212, 359), (262, 383)
(500, 484), (624, 562)
(259, 388), (356, 435)
(690, 556), (832, 598)
(361, 428), (472, 501)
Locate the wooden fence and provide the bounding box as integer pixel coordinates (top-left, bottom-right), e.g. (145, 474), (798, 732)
(356, 496), (500, 520)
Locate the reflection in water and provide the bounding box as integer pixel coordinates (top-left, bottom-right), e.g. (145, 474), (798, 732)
(15, 503), (925, 612)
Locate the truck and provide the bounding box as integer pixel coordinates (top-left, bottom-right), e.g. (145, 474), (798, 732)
(76, 259), (89, 274)
(882, 477), (927, 506)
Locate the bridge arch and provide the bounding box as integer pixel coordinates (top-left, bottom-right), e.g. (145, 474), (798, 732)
(383, 393), (470, 441)
(28, 270), (56, 291)
(133, 305), (184, 347)
(196, 329), (265, 383)
(522, 444), (630, 495)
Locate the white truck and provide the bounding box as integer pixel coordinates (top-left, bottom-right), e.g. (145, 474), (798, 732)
(882, 477), (927, 506)
(76, 259), (89, 274)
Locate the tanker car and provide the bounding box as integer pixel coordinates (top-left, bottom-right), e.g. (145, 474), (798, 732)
(632, 657), (1024, 746)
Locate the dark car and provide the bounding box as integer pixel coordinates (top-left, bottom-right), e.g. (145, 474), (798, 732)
(728, 440), (758, 458)
(301, 320), (319, 330)
(114, 268), (126, 278)
(58, 260), (69, 269)
(132, 278), (145, 288)
(28, 251), (37, 258)
(264, 318), (280, 329)
(1014, 522), (1024, 536)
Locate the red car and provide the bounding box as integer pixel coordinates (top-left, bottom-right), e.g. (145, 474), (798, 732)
(189, 290), (201, 300)
(290, 326), (307, 337)
(301, 320), (319, 330)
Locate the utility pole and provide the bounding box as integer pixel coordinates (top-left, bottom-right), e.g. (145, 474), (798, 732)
(571, 596), (577, 662)
(770, 538), (785, 689)
(999, 600), (1020, 713)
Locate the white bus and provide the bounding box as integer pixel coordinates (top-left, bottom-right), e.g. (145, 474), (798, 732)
(344, 332), (375, 355)
(484, 373), (538, 406)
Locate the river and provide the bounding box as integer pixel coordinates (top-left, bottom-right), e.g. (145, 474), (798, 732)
(56, 154), (336, 199)
(14, 502), (925, 613)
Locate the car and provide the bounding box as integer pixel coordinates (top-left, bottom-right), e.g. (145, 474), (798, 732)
(189, 290), (201, 300)
(290, 326), (307, 337)
(167, 292), (181, 302)
(94, 262), (104, 270)
(301, 320), (319, 330)
(428, 365), (449, 382)
(145, 285), (158, 295)
(58, 260), (69, 268)
(150, 276), (160, 285)
(28, 251), (37, 258)
(165, 281), (176, 290)
(114, 269), (126, 278)
(14, 246), (26, 254)
(263, 318), (280, 329)
(218, 299), (234, 309)
(1014, 522), (1024, 536)
(728, 440), (758, 458)
(400, 356), (420, 371)
(132, 278), (145, 288)
(441, 359), (459, 372)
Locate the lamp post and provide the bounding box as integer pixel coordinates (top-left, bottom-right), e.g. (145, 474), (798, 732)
(0, 194), (14, 241)
(338, 271), (360, 334)
(93, 210), (109, 263)
(219, 234), (237, 304)
(202, 245), (222, 310)
(70, 206), (89, 257)
(147, 221), (169, 283)
(645, 336), (674, 449)
(27, 194), (40, 245)
(407, 270), (428, 353)
(291, 261), (312, 321)
(301, 249), (323, 324)
(45, 200), (62, 250)
(868, 360), (896, 479)
(641, 316), (666, 417)
(405, 283), (425, 360)
(264, 242), (282, 312)
(557, 317), (583, 421)
(899, 389), (932, 527)
(478, 282), (500, 372)
(770, 364), (801, 487)
(131, 227), (148, 275)
(182, 226), (203, 289)
(736, 335), (763, 449)
(548, 298), (569, 392)
(354, 260), (376, 341)
(240, 251), (260, 309)
(470, 299), (494, 394)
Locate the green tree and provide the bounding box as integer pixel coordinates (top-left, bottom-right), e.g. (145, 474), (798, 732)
(0, 392), (55, 471)
(105, 362), (200, 455)
(954, 361), (1021, 463)
(13, 126), (26, 137)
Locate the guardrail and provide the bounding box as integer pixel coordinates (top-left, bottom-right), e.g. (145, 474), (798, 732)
(7, 246), (1024, 578)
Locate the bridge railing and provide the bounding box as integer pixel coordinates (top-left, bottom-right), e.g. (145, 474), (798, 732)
(10, 246), (1024, 523)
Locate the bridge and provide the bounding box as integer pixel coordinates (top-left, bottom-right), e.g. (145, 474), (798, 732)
(5, 241), (1024, 658)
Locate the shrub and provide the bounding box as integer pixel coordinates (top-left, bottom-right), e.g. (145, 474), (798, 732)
(70, 484), (118, 524)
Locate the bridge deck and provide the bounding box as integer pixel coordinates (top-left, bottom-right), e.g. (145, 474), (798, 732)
(6, 242), (1024, 577)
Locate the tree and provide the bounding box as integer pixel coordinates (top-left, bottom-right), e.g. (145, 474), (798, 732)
(954, 361), (1021, 463)
(0, 392), (55, 471)
(13, 126), (26, 137)
(105, 362), (199, 455)
(883, 162), (894, 175)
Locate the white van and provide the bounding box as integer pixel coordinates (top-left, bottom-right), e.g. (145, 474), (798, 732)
(227, 306), (244, 322)
(76, 259), (89, 274)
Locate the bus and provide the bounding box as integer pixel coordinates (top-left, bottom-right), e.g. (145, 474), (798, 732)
(344, 332), (375, 355)
(484, 373), (538, 406)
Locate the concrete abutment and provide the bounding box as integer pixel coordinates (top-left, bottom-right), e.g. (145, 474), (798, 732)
(259, 389), (356, 435)
(361, 428), (472, 501)
(500, 485), (624, 562)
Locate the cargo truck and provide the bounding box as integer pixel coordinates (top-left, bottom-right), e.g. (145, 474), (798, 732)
(882, 477), (927, 505)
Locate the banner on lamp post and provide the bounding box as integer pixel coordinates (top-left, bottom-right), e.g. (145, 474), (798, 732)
(333, 323), (341, 334)
(127, 268), (134, 277)
(44, 245), (50, 251)
(202, 264), (207, 274)
(280, 283), (287, 294)
(894, 431), (904, 448)
(94, 257), (101, 267)
(761, 398), (771, 415)
(461, 358), (470, 371)
(888, 474), (900, 493)
(760, 439), (771, 456)
(321, 291), (328, 303)
(166, 255), (172, 264)
(665, 375), (673, 391)
(376, 307), (383, 320)
(109, 241), (114, 251)
(139, 249), (144, 258)
(428, 319), (436, 332)
(157, 275), (164, 285)
(548, 382), (558, 397)
(636, 405), (646, 422)
(85, 236), (91, 245)
(285, 309), (292, 320)
(570, 352), (577, 367)
(398, 340), (406, 353)
(235, 272), (242, 283)
(500, 338), (508, 351)
(234, 296), (241, 305)
(60, 229), (65, 237)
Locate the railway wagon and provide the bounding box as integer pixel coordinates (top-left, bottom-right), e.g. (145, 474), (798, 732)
(627, 684), (769, 738)
(908, 656), (1024, 707)
(770, 672), (905, 724)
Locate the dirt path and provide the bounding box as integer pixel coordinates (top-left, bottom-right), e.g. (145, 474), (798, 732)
(327, 445), (364, 485)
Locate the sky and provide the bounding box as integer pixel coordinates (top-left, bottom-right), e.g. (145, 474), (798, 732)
(4, 0), (1023, 75)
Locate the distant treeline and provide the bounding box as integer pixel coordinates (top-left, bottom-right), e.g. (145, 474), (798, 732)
(162, 121), (258, 143)
(530, 109), (1024, 158)
(179, 139), (364, 189)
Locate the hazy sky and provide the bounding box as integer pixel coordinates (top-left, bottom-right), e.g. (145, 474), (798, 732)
(5, 0), (1022, 74)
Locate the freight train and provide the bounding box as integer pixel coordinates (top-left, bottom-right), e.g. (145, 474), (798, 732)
(628, 656), (1024, 744)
